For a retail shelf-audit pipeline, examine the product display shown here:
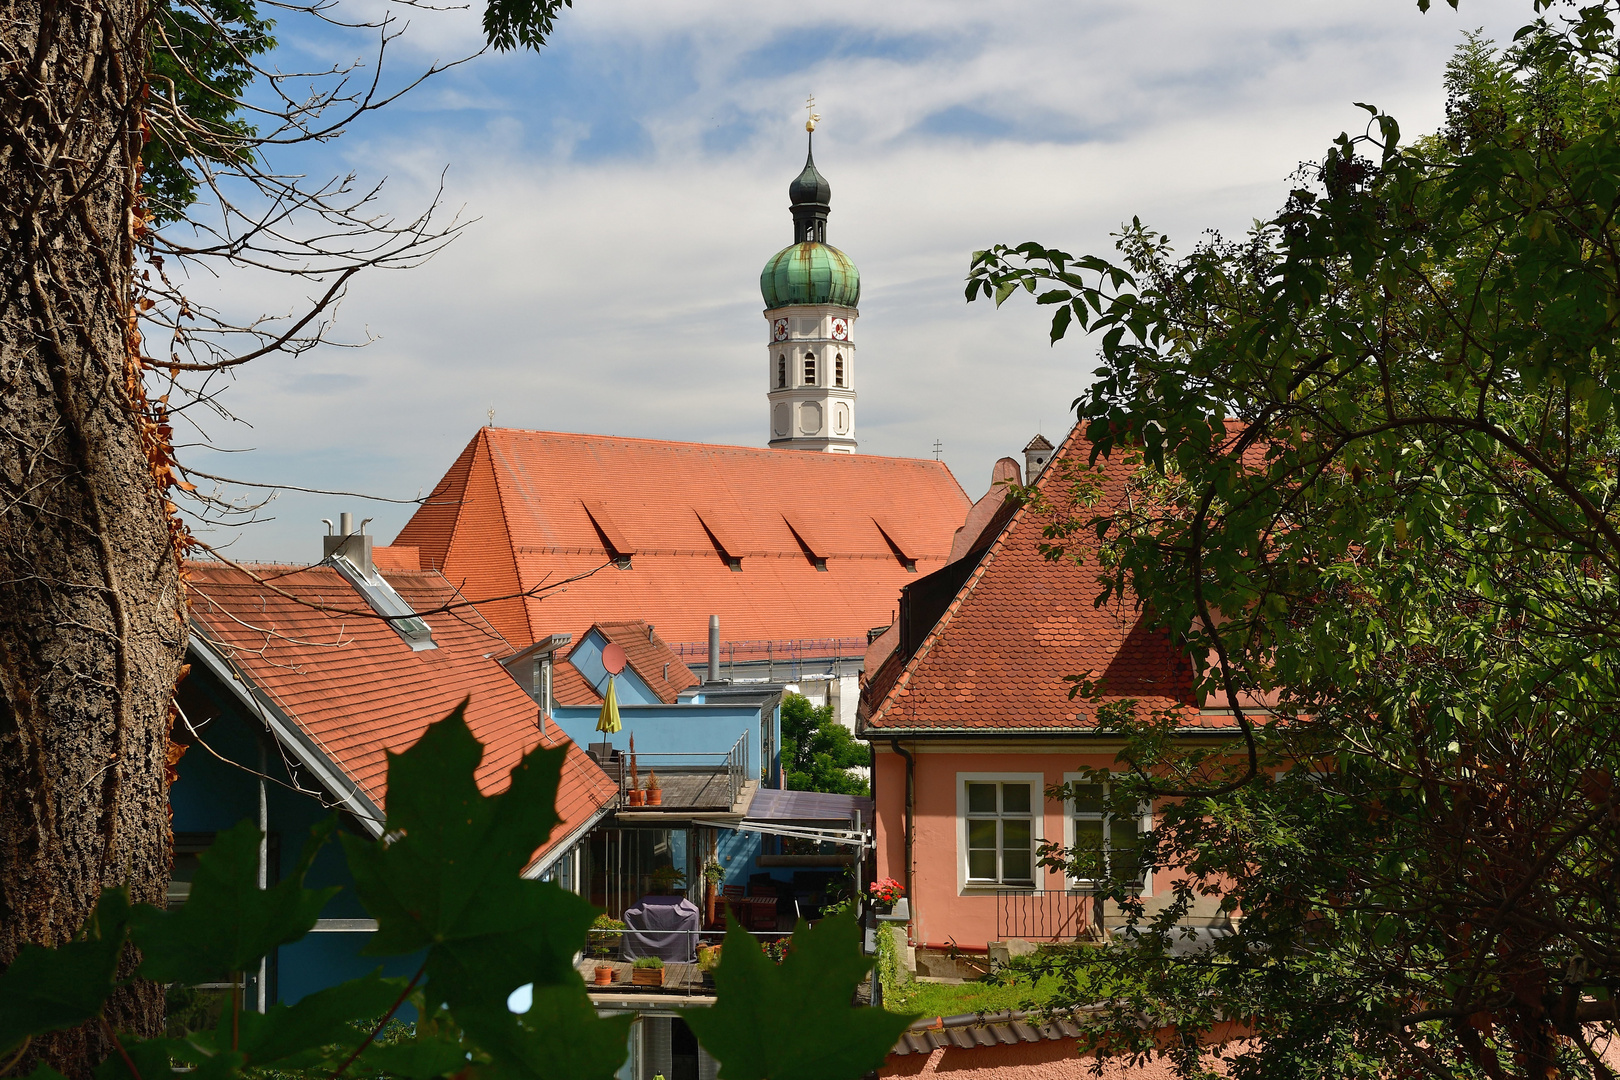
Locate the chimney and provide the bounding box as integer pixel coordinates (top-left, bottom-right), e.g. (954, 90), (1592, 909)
(708, 615), (720, 683)
(1023, 434), (1055, 484)
(322, 511), (375, 577)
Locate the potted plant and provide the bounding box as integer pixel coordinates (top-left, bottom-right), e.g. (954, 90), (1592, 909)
(696, 942), (722, 972)
(649, 864), (686, 895)
(702, 859), (724, 925)
(868, 877), (904, 915)
(631, 956), (666, 987)
(626, 784), (645, 807)
(588, 914), (625, 984)
(645, 770), (662, 806)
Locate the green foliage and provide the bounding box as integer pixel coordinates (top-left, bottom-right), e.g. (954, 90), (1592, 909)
(341, 710), (592, 1010)
(970, 10), (1620, 1079)
(141, 0), (574, 223)
(586, 914), (625, 959)
(779, 693), (869, 796)
(483, 0), (574, 52)
(871, 924), (908, 1009)
(0, 890), (129, 1057)
(143, 0), (276, 224)
(683, 915), (915, 1080)
(883, 972), (1063, 1019)
(132, 819), (337, 986)
(3, 706), (902, 1080)
(631, 956), (664, 970)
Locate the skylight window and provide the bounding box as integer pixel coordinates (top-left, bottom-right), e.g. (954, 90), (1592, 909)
(329, 555), (436, 651)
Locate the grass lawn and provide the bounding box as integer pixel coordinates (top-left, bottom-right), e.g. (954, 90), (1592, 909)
(882, 972), (1067, 1018)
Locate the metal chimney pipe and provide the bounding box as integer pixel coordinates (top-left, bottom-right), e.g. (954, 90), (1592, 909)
(339, 511), (354, 536)
(708, 615), (720, 683)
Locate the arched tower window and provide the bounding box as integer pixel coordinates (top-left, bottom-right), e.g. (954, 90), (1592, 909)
(777, 355), (786, 388)
(804, 353), (817, 385)
(835, 353), (845, 387)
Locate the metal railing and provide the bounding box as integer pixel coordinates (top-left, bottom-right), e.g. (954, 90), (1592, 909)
(614, 731), (749, 810)
(580, 927), (796, 996)
(995, 889), (1092, 942)
(669, 637), (867, 681)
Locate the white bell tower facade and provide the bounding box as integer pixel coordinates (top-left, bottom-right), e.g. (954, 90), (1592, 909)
(759, 116), (861, 453)
(765, 307), (857, 453)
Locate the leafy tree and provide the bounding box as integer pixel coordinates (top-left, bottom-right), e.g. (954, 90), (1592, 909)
(0, 708), (914, 1080)
(969, 7), (1620, 1080)
(780, 694), (870, 796)
(0, 0), (572, 1072)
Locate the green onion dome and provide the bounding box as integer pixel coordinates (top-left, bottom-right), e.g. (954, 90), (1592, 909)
(760, 242), (861, 309)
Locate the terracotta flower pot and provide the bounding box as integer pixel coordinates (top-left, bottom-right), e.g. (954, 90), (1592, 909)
(594, 966), (613, 986)
(646, 788), (662, 805)
(627, 789), (645, 806)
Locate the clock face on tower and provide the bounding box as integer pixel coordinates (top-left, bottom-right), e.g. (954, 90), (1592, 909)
(772, 318), (790, 342)
(831, 317), (849, 341)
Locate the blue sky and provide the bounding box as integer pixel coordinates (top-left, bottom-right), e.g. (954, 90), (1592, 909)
(173, 0), (1525, 563)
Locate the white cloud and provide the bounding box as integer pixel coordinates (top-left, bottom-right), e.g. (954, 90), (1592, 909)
(174, 0), (1527, 562)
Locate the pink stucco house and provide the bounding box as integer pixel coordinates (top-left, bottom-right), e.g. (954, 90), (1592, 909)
(857, 427), (1242, 963)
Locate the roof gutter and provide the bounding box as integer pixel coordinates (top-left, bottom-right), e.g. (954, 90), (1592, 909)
(187, 630), (386, 837)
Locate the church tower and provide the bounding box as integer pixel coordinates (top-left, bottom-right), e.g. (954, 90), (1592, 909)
(761, 110), (859, 453)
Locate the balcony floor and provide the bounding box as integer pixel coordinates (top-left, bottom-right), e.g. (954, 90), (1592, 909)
(579, 958), (712, 996)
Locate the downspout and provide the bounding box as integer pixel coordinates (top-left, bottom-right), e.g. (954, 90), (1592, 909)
(889, 738), (914, 899)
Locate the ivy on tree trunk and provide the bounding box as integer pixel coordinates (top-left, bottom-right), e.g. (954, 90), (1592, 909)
(0, 0), (188, 1073)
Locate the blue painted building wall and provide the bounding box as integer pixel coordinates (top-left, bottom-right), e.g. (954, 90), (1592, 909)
(172, 664), (422, 1006)
(568, 630), (661, 704)
(551, 703), (772, 776)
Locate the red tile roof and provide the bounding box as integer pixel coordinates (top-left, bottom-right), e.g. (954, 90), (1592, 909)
(551, 658), (604, 708)
(186, 560), (617, 866)
(592, 621), (698, 703)
(372, 545), (421, 571)
(862, 427), (1228, 734)
(392, 428), (972, 652)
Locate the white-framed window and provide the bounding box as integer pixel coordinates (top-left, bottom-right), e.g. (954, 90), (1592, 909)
(1063, 774), (1151, 893)
(803, 352), (817, 385)
(957, 773), (1043, 889)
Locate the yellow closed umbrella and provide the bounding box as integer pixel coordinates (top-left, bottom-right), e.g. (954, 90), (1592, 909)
(596, 674), (622, 734)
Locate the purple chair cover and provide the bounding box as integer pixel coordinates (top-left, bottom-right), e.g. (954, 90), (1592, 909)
(620, 894), (700, 963)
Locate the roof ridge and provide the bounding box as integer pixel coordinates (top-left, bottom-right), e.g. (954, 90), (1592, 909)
(478, 429), (540, 644)
(865, 424), (1089, 730)
(486, 426), (955, 469)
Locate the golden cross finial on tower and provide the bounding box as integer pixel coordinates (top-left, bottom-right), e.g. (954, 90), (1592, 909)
(805, 94), (820, 133)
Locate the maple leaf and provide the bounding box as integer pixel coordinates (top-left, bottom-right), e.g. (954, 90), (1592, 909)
(682, 914), (916, 1080)
(0, 890), (129, 1056)
(132, 818), (339, 986)
(341, 705), (597, 1006)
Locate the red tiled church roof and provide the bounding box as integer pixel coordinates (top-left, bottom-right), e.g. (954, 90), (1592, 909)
(393, 428), (972, 651)
(186, 560), (617, 867)
(863, 427), (1229, 733)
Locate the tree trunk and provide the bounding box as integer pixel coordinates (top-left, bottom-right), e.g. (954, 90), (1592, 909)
(1, 0), (186, 1075)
